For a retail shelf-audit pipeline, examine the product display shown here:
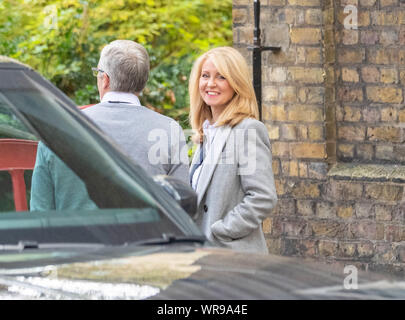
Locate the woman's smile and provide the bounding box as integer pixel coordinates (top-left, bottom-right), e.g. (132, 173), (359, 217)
(199, 58), (235, 110)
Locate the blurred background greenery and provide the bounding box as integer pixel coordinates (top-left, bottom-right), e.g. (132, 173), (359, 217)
(0, 0), (232, 211)
(0, 0), (232, 128)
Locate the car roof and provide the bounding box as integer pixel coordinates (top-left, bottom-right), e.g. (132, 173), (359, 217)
(0, 56), (32, 70)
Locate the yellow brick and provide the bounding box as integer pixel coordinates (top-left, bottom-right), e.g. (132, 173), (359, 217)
(341, 0), (359, 5)
(381, 107), (398, 122)
(272, 160), (280, 175)
(341, 29), (359, 45)
(368, 49), (391, 65)
(399, 50), (405, 66)
(380, 68), (398, 84)
(358, 11), (371, 27)
(272, 142), (290, 157)
(399, 109), (405, 123)
(338, 144), (354, 157)
(263, 218), (272, 234)
(338, 87), (363, 102)
(367, 127), (402, 143)
(358, 242), (374, 258)
(233, 8), (248, 24)
(275, 179), (286, 196)
(238, 26), (254, 43)
(366, 87), (403, 103)
(319, 241), (338, 256)
(268, 0), (286, 5)
(292, 181), (321, 198)
(299, 162), (308, 178)
(268, 67), (287, 82)
(281, 124), (297, 140)
(375, 11), (398, 25)
(279, 86), (297, 103)
(365, 184), (403, 202)
(288, 0), (320, 5)
(380, 0), (397, 7)
(284, 8), (296, 24)
(297, 125), (308, 139)
(338, 126), (366, 141)
(343, 106), (362, 122)
(297, 47), (306, 64)
(339, 243), (357, 257)
(360, 0), (376, 7)
(266, 104), (287, 121)
(288, 105), (323, 122)
(338, 48), (365, 64)
(263, 86), (278, 102)
(289, 161), (299, 177)
(362, 66), (379, 83)
(270, 48), (297, 65)
(337, 206), (354, 219)
(288, 67), (324, 83)
(291, 28), (322, 45)
(342, 68), (359, 82)
(281, 160), (290, 175)
(298, 87), (324, 104)
(400, 11), (405, 24)
(291, 143), (326, 159)
(306, 48), (322, 64)
(305, 9), (323, 25)
(233, 0), (250, 4)
(267, 124), (280, 140)
(308, 125), (324, 140)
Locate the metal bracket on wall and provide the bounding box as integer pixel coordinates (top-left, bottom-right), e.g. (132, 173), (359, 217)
(247, 0), (281, 121)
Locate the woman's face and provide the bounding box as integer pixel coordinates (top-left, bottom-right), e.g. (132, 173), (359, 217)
(199, 58), (235, 111)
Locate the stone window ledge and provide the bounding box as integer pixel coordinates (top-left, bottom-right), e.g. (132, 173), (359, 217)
(328, 163), (405, 183)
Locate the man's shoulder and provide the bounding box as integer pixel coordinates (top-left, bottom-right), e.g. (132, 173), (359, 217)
(136, 105), (182, 130)
(84, 102), (177, 123)
(82, 102), (184, 136)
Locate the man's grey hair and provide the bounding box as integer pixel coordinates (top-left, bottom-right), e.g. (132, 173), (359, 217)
(98, 40), (150, 93)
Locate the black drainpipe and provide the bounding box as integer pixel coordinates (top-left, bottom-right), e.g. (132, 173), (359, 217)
(248, 0), (281, 121)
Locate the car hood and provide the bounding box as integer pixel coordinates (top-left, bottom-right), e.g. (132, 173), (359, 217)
(0, 245), (403, 300)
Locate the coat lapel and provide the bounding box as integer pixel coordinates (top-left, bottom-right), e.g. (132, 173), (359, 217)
(195, 125), (232, 206)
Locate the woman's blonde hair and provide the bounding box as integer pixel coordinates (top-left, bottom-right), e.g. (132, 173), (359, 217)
(188, 46), (259, 143)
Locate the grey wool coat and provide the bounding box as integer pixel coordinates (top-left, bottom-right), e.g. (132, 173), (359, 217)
(190, 118), (278, 254)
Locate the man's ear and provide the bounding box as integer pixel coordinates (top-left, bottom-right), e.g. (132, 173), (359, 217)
(102, 73), (110, 90)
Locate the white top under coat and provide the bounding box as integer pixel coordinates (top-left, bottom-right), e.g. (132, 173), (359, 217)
(191, 120), (219, 191)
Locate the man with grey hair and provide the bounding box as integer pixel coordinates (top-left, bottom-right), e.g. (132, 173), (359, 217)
(30, 40), (189, 210)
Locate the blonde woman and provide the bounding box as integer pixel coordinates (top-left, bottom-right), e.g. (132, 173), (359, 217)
(189, 46), (277, 254)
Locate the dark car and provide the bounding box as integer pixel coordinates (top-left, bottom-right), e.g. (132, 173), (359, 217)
(0, 56), (403, 301)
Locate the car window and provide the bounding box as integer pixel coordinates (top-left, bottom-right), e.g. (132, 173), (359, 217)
(0, 99), (183, 245)
(0, 64), (202, 246)
(0, 103), (37, 212)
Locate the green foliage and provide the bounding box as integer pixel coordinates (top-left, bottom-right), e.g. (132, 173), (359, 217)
(0, 0), (233, 128)
(0, 172), (15, 212)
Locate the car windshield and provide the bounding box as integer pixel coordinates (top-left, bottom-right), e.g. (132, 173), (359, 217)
(0, 59), (202, 247)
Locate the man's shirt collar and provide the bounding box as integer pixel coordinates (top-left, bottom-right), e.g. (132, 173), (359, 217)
(101, 91), (141, 106)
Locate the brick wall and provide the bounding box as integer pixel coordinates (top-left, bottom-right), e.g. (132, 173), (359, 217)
(336, 0), (405, 164)
(233, 0), (405, 274)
